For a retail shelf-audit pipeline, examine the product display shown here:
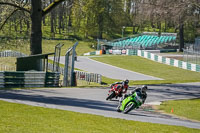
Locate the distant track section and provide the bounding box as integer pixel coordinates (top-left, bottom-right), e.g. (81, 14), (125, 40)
(59, 56), (163, 81)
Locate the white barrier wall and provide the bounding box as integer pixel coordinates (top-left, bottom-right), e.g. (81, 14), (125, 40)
(137, 50), (200, 72)
(83, 50), (200, 72)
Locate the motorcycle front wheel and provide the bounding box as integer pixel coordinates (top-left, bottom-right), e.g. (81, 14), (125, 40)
(106, 91), (115, 100)
(123, 102), (135, 114)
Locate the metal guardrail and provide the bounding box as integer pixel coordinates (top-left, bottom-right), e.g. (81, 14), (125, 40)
(0, 50), (27, 57)
(0, 71), (60, 88)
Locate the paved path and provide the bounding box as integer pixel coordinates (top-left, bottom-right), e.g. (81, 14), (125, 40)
(58, 56), (162, 81)
(1, 82), (200, 129)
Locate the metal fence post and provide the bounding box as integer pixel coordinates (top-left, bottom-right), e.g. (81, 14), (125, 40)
(53, 43), (64, 72)
(63, 42), (78, 87)
(63, 52), (70, 86)
(71, 42), (78, 86)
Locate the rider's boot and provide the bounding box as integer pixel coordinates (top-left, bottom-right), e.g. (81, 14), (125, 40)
(116, 105), (121, 112)
(116, 96), (124, 112)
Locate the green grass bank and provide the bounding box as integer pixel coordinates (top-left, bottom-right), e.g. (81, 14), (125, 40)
(159, 99), (200, 121)
(0, 100), (199, 133)
(91, 55), (200, 85)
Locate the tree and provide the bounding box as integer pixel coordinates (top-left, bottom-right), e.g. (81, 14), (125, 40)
(135, 0), (200, 52)
(72, 0), (127, 39)
(0, 0), (68, 55)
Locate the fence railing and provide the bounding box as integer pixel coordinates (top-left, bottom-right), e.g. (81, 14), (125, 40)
(48, 63), (64, 75)
(0, 64), (16, 71)
(0, 50), (27, 57)
(183, 48), (200, 65)
(48, 63), (101, 84)
(0, 50), (24, 71)
(75, 71), (101, 84)
(0, 71), (60, 88)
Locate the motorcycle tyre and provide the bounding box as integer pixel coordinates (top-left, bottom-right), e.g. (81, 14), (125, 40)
(106, 91), (115, 100)
(123, 102), (135, 114)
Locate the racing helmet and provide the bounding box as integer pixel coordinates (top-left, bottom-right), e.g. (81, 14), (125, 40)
(124, 79), (129, 85)
(141, 85), (148, 92)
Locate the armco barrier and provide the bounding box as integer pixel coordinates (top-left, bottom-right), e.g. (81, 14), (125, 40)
(48, 63), (101, 84)
(0, 72), (4, 88)
(0, 71), (60, 88)
(137, 50), (200, 72)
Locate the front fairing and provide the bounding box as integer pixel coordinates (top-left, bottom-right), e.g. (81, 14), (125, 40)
(120, 92), (142, 111)
(120, 95), (134, 111)
(110, 84), (122, 95)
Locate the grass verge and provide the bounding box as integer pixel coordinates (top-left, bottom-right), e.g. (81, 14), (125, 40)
(0, 57), (16, 67)
(0, 100), (199, 133)
(159, 99), (200, 121)
(91, 55), (200, 84)
(0, 39), (95, 56)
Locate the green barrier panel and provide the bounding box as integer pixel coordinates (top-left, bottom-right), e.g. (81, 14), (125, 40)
(147, 52), (151, 59)
(141, 51), (144, 57)
(154, 55), (158, 61)
(187, 63), (192, 70)
(178, 61), (183, 68)
(90, 52), (96, 55)
(170, 59), (174, 66)
(196, 65), (200, 72)
(128, 50), (137, 55)
(162, 57), (166, 63)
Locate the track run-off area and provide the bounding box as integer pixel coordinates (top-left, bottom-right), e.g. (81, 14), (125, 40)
(0, 83), (200, 129)
(1, 57), (200, 129)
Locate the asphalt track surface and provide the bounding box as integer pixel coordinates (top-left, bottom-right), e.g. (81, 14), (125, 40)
(0, 82), (200, 129)
(58, 56), (163, 81)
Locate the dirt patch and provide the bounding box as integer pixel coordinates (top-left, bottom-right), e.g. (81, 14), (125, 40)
(165, 56), (183, 61)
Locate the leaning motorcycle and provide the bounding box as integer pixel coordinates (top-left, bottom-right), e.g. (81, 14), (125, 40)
(106, 84), (123, 100)
(118, 91), (143, 114)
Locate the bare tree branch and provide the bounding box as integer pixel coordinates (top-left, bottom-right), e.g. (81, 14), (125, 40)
(42, 0), (66, 17)
(190, 2), (200, 9)
(0, 9), (19, 30)
(0, 2), (30, 14)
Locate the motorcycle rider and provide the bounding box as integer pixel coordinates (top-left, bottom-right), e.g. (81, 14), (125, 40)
(111, 79), (129, 97)
(117, 85), (148, 112)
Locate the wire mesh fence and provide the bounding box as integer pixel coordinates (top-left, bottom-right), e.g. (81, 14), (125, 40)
(183, 41), (200, 65)
(53, 43), (64, 72)
(48, 63), (101, 84)
(63, 42), (78, 87)
(0, 50), (26, 71)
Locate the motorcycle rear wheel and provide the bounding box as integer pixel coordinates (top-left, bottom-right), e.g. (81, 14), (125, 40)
(123, 102), (135, 114)
(106, 91), (115, 100)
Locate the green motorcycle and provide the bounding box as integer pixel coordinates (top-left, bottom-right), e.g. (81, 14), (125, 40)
(118, 91), (143, 114)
